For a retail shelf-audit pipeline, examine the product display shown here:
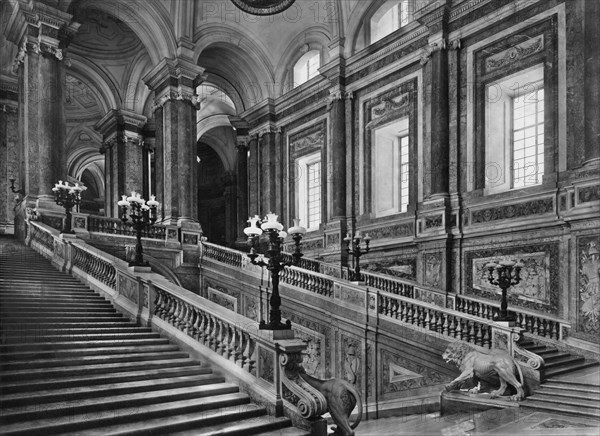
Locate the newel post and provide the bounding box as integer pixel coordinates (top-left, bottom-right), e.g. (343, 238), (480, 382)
(276, 339), (328, 435)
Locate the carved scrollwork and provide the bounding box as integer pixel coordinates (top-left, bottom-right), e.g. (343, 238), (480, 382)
(512, 333), (545, 370)
(279, 350), (328, 419)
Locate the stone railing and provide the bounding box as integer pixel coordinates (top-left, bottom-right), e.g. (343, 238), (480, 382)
(87, 215), (167, 240)
(203, 242), (334, 299)
(201, 241), (544, 373)
(455, 294), (569, 341)
(203, 242), (563, 346)
(25, 220), (328, 434)
(202, 242), (243, 268)
(375, 289), (543, 370)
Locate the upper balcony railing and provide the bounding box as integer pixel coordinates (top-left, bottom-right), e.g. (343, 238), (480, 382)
(201, 241), (570, 345)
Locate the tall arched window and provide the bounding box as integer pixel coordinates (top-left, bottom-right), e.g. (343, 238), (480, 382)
(370, 0), (411, 44)
(293, 50), (320, 87)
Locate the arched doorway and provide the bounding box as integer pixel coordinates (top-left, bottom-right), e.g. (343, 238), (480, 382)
(197, 142), (236, 246)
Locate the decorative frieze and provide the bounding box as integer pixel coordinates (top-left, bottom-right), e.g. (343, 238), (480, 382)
(485, 35), (544, 73)
(363, 257), (416, 281)
(470, 198), (554, 224)
(366, 223), (414, 240)
(289, 123), (324, 155)
(365, 89), (411, 130)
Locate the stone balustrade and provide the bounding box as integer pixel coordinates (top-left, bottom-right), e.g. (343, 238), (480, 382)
(25, 220), (328, 434)
(455, 294), (568, 341)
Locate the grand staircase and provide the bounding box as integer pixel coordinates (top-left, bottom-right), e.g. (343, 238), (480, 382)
(0, 240), (308, 435)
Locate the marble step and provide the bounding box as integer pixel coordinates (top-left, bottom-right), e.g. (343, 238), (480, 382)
(2, 393), (253, 436)
(544, 361), (600, 379)
(522, 399), (600, 419)
(1, 373), (227, 408)
(532, 386), (600, 401)
(0, 356), (201, 381)
(1, 337), (169, 352)
(72, 408), (290, 436)
(1, 365), (212, 394)
(0, 382), (241, 423)
(0, 344), (184, 366)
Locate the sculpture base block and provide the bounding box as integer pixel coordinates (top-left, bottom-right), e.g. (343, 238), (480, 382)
(59, 233), (78, 240)
(128, 265), (152, 273)
(259, 329), (296, 341)
(440, 391), (519, 417)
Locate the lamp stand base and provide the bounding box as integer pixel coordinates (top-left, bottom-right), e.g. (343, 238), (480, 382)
(259, 319), (292, 331)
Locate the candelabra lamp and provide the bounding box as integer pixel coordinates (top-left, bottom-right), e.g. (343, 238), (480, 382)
(486, 260), (523, 324)
(244, 214), (306, 330)
(52, 180), (87, 234)
(117, 192), (159, 269)
(344, 231), (371, 281)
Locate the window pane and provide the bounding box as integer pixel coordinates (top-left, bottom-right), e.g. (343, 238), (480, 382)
(307, 161), (321, 228)
(512, 84), (544, 188)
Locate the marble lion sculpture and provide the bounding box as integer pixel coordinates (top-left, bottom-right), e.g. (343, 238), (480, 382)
(442, 341), (525, 401)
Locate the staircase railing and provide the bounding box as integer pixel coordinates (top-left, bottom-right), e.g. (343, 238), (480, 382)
(454, 294), (569, 341)
(200, 241), (544, 371)
(202, 242), (566, 344)
(25, 220), (328, 434)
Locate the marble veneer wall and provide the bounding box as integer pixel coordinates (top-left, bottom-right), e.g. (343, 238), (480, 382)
(241, 0), (599, 351)
(200, 257), (457, 417)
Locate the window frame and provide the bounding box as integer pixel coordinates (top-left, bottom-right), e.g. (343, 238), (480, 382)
(371, 117), (410, 218)
(292, 50), (321, 88)
(483, 65), (545, 195)
(369, 0), (412, 45)
(295, 152), (322, 232)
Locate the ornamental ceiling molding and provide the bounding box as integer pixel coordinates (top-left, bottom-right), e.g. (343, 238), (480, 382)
(230, 0), (296, 16)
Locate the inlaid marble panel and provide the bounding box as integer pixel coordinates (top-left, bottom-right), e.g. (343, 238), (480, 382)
(465, 243), (559, 315)
(577, 237), (600, 341)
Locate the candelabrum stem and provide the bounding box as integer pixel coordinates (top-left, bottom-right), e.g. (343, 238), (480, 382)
(247, 227), (303, 330)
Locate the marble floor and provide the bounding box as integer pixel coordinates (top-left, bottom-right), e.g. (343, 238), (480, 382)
(351, 410), (600, 436)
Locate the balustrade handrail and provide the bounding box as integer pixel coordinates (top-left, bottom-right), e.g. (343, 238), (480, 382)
(202, 241), (443, 301)
(87, 214), (167, 240)
(380, 288), (504, 329)
(455, 294), (569, 325)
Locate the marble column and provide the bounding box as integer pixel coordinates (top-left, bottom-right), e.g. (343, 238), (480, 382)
(95, 109), (147, 217)
(0, 77), (19, 234)
(328, 87), (349, 220)
(7, 4), (79, 210)
(256, 126), (280, 215)
(248, 135), (260, 217)
(143, 58), (204, 227)
(236, 136), (249, 240)
(584, 0), (600, 164)
(417, 3), (450, 198)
